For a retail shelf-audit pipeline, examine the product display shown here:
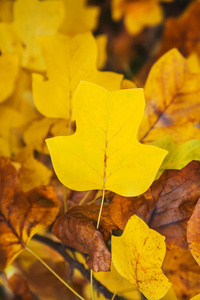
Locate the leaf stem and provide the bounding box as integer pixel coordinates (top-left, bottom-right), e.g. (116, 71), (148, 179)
(25, 246), (85, 300)
(90, 269), (95, 300)
(97, 188), (105, 229)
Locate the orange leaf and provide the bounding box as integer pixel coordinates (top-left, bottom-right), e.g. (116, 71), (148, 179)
(0, 157), (59, 271)
(163, 250), (200, 300)
(8, 274), (35, 300)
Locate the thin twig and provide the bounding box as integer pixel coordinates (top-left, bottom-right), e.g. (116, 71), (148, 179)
(32, 234), (121, 300)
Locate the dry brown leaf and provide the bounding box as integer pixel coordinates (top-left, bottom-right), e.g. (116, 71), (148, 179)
(163, 250), (200, 300)
(52, 204), (118, 272)
(159, 1), (200, 58)
(0, 157), (59, 271)
(110, 161), (200, 250)
(187, 198), (200, 266)
(8, 274), (35, 300)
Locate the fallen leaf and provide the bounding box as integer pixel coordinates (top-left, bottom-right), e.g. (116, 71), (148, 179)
(15, 148), (52, 192)
(23, 117), (55, 154)
(139, 48), (200, 143)
(52, 204), (118, 272)
(0, 54), (19, 103)
(111, 0), (169, 35)
(163, 250), (200, 300)
(15, 248), (73, 300)
(112, 214), (171, 300)
(46, 81), (167, 196)
(159, 1), (200, 58)
(0, 157), (59, 271)
(8, 274), (35, 300)
(59, 0), (100, 36)
(110, 161), (200, 250)
(152, 135), (200, 178)
(0, 0), (64, 70)
(32, 32), (123, 120)
(187, 198), (200, 266)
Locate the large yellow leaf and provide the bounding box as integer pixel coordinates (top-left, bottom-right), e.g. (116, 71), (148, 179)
(0, 0), (64, 70)
(139, 48), (200, 143)
(32, 32), (123, 120)
(112, 215), (171, 300)
(60, 0), (100, 36)
(46, 81), (167, 196)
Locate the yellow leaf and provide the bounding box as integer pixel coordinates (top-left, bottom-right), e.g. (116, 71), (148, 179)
(0, 54), (19, 103)
(139, 48), (200, 143)
(46, 81), (167, 196)
(112, 215), (171, 300)
(60, 0), (100, 36)
(0, 0), (64, 70)
(32, 32), (123, 120)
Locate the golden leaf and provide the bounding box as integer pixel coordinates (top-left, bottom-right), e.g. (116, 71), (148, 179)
(112, 214), (171, 300)
(139, 48), (200, 143)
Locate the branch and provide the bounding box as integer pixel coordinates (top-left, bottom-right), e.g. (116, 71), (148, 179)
(33, 234), (121, 300)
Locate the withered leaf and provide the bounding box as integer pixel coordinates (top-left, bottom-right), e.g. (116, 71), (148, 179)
(52, 204), (118, 272)
(159, 1), (200, 58)
(0, 157), (59, 271)
(163, 250), (200, 300)
(187, 198), (200, 266)
(110, 161), (200, 250)
(8, 274), (35, 300)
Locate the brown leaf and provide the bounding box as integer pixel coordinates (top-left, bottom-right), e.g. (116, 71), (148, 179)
(187, 198), (200, 265)
(159, 1), (200, 58)
(110, 161), (200, 250)
(16, 256), (74, 300)
(8, 274), (35, 300)
(52, 204), (118, 272)
(0, 157), (59, 271)
(163, 250), (200, 300)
